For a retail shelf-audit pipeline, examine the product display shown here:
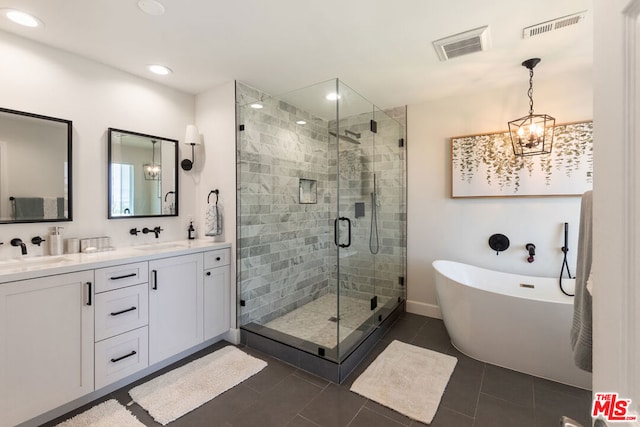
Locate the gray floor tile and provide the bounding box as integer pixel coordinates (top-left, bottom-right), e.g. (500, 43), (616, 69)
(293, 368), (332, 389)
(427, 407), (474, 427)
(481, 364), (535, 407)
(348, 407), (407, 426)
(379, 323), (419, 344)
(474, 393), (535, 427)
(286, 415), (322, 426)
(363, 400), (412, 425)
(300, 383), (366, 426)
(410, 320), (451, 353)
(439, 352), (485, 417)
(534, 385), (592, 427)
(230, 374), (324, 427)
(241, 354), (297, 394)
(533, 376), (592, 400)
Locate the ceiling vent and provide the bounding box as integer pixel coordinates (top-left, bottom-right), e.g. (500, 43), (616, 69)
(523, 11), (587, 38)
(432, 26), (490, 61)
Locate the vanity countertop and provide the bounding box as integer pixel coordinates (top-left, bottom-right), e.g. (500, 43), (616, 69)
(0, 239), (231, 284)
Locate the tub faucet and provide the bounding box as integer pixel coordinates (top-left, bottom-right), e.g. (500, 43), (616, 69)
(526, 243), (536, 263)
(10, 238), (27, 255)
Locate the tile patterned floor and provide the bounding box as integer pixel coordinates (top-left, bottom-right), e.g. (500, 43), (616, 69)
(44, 313), (592, 427)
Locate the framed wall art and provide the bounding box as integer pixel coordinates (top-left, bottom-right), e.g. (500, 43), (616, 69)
(450, 120), (593, 198)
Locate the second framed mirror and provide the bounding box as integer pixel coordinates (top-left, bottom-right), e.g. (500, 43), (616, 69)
(108, 128), (178, 218)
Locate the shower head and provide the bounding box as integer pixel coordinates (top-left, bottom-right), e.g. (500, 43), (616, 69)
(329, 131), (361, 144)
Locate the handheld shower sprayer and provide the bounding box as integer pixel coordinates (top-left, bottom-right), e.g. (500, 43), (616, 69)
(559, 222), (575, 296)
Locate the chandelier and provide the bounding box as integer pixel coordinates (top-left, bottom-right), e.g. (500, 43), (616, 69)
(508, 58), (555, 157)
(144, 139), (161, 180)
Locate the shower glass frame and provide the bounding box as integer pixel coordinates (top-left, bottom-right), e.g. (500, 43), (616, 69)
(236, 79), (406, 363)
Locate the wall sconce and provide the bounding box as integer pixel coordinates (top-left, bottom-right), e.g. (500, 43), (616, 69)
(181, 124), (200, 171)
(508, 58), (555, 157)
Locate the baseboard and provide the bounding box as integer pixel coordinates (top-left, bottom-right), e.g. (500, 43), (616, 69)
(224, 328), (241, 345)
(406, 300), (442, 319)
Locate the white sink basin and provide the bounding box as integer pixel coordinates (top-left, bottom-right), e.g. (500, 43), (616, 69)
(0, 256), (70, 267)
(134, 243), (187, 251)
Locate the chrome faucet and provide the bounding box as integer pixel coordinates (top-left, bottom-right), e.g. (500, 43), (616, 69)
(10, 238), (27, 255)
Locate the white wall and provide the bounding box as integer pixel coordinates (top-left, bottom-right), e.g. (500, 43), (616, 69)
(0, 31), (196, 257)
(406, 70), (593, 317)
(194, 81), (237, 327)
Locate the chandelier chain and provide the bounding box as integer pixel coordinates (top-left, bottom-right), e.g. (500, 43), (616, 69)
(528, 68), (534, 115)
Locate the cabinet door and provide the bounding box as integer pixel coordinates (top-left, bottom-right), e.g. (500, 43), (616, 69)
(149, 253), (203, 365)
(204, 266), (230, 341)
(0, 271), (94, 427)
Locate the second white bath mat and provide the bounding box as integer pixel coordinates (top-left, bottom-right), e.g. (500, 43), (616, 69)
(129, 346), (267, 425)
(350, 340), (457, 424)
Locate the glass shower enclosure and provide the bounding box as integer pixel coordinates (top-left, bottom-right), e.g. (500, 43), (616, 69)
(236, 79), (406, 381)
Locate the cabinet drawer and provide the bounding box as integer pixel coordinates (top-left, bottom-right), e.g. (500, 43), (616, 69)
(95, 261), (148, 293)
(95, 327), (148, 390)
(204, 248), (230, 269)
(95, 283), (148, 341)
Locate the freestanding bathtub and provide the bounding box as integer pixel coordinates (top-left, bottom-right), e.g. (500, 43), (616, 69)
(433, 260), (592, 389)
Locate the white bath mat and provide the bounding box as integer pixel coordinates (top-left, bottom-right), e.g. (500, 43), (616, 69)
(350, 340), (457, 425)
(129, 346), (267, 425)
(55, 399), (144, 427)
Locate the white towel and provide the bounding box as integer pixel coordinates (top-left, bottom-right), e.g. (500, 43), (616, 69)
(205, 202), (222, 237)
(570, 190), (593, 372)
(43, 197), (58, 218)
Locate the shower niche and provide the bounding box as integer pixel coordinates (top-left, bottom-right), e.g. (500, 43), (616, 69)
(236, 79), (407, 382)
(298, 178), (317, 204)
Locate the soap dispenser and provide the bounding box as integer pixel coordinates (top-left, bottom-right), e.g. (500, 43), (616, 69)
(50, 226), (64, 255)
(188, 221), (195, 240)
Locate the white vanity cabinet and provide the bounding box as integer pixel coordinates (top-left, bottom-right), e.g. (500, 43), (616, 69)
(0, 271), (94, 427)
(149, 253), (204, 365)
(204, 248), (231, 340)
(0, 241), (232, 426)
(94, 261), (149, 389)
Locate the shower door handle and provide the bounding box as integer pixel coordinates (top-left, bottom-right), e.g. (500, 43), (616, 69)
(334, 217), (352, 248)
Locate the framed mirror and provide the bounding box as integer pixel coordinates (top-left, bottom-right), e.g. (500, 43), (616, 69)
(0, 107), (72, 224)
(108, 128), (178, 218)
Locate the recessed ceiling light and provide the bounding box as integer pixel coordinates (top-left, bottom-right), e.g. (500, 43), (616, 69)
(2, 9), (43, 27)
(137, 0), (165, 16)
(325, 93), (340, 101)
(250, 103), (264, 109)
(296, 120), (307, 125)
(147, 64), (172, 75)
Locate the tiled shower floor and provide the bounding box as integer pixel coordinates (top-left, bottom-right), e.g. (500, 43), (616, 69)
(263, 293), (389, 349)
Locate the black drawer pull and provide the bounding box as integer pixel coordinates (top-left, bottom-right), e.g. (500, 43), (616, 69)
(152, 269), (158, 290)
(110, 273), (137, 280)
(110, 350), (137, 363)
(86, 282), (92, 306)
(110, 306), (137, 316)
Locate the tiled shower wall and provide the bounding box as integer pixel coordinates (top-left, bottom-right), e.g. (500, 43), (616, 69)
(237, 82), (333, 325)
(237, 82), (407, 327)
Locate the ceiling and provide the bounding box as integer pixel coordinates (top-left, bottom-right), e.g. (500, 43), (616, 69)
(0, 0), (593, 109)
